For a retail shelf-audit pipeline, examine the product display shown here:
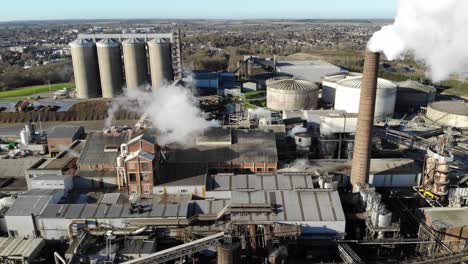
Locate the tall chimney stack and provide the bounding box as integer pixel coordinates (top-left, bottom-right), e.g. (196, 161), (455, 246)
(350, 50), (380, 191)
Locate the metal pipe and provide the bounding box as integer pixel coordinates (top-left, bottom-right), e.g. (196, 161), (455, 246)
(54, 252), (67, 264)
(350, 50), (380, 191)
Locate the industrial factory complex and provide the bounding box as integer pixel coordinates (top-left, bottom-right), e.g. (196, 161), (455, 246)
(0, 28), (467, 264)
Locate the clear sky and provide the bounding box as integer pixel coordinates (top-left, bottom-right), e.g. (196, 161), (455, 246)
(1, 0), (397, 22)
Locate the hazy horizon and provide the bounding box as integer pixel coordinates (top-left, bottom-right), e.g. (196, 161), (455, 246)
(1, 0), (397, 22)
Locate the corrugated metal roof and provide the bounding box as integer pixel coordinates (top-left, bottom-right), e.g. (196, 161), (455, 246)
(122, 38), (145, 45)
(0, 157), (42, 178)
(230, 190), (344, 223)
(48, 126), (83, 139)
(96, 38), (121, 48)
(267, 79), (318, 91)
(5, 196), (52, 216)
(69, 38), (95, 48)
(209, 174), (315, 191)
(336, 76), (397, 90)
(397, 80), (436, 93)
(0, 237), (45, 260)
(78, 132), (126, 166)
(167, 129), (277, 163)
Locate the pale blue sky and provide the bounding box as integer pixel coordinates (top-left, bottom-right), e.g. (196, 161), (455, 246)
(1, 0), (397, 22)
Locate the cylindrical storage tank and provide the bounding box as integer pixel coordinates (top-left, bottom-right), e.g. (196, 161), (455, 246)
(294, 132), (312, 151)
(20, 129), (30, 145)
(70, 39), (100, 99)
(217, 242), (240, 264)
(426, 101), (468, 128)
(378, 211), (392, 228)
(396, 81), (436, 112)
(267, 79), (319, 111)
(148, 38), (173, 92)
(122, 38), (148, 91)
(96, 38), (123, 98)
(334, 76), (397, 121)
(321, 72), (361, 104)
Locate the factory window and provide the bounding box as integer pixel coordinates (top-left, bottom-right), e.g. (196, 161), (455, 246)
(141, 162), (149, 171)
(268, 168), (275, 172)
(180, 189), (188, 193)
(256, 168), (263, 173)
(129, 173), (136, 182)
(144, 190), (150, 194)
(9, 230), (18, 237)
(141, 173), (150, 181)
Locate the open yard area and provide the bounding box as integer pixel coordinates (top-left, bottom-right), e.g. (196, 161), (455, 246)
(0, 83), (74, 99)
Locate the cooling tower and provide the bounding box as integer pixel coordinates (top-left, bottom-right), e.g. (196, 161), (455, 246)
(148, 38), (174, 93)
(96, 38), (123, 98)
(70, 39), (100, 99)
(122, 38), (148, 91)
(350, 50), (380, 191)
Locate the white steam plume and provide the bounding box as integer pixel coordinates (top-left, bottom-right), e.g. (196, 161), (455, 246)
(247, 108), (271, 120)
(106, 85), (218, 146)
(368, 0), (468, 82)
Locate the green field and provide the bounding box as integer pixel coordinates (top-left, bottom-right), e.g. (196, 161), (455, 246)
(439, 80), (468, 98)
(0, 83), (74, 99)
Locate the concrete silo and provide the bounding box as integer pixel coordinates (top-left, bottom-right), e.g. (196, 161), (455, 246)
(148, 38), (174, 92)
(266, 79), (319, 111)
(70, 39), (100, 99)
(122, 38), (148, 91)
(96, 38), (123, 98)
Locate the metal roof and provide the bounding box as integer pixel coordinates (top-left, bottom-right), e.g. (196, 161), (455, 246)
(157, 163), (207, 186)
(230, 190), (345, 223)
(336, 76), (397, 90)
(5, 196), (51, 216)
(196, 127), (232, 145)
(167, 129), (277, 163)
(0, 237), (45, 261)
(35, 141), (83, 170)
(48, 126), (83, 139)
(69, 38), (95, 48)
(99, 193), (122, 205)
(0, 157), (42, 178)
(96, 38), (121, 48)
(78, 132), (127, 166)
(127, 133), (156, 146)
(421, 207), (468, 230)
(124, 150), (155, 162)
(429, 101), (468, 116)
(397, 80), (436, 93)
(39, 202), (189, 220)
(276, 60), (344, 83)
(122, 38), (145, 45)
(208, 173), (315, 192)
(267, 79), (318, 91)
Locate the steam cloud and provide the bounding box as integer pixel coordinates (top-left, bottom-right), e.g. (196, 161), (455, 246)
(368, 0), (468, 82)
(106, 85), (218, 146)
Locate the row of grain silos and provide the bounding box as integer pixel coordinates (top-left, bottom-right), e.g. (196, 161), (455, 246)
(70, 38), (174, 99)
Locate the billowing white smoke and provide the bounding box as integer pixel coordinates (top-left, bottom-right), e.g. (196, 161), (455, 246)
(368, 0), (468, 82)
(247, 108), (271, 120)
(287, 126), (307, 137)
(105, 85), (218, 146)
(286, 159), (310, 171)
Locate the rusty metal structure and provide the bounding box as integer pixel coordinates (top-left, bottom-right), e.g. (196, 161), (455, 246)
(350, 50), (380, 191)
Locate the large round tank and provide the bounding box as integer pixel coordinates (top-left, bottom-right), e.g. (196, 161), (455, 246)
(122, 38), (148, 91)
(266, 79), (319, 111)
(396, 80), (436, 112)
(70, 39), (100, 99)
(426, 101), (468, 128)
(294, 132), (312, 151)
(217, 242), (240, 264)
(321, 72), (361, 104)
(334, 76), (397, 121)
(148, 38), (174, 92)
(96, 38), (123, 98)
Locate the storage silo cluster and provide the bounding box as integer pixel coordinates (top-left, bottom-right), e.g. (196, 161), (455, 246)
(70, 37), (174, 99)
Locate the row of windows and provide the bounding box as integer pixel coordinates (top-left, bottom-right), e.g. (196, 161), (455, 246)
(127, 162), (151, 171)
(129, 173), (151, 182)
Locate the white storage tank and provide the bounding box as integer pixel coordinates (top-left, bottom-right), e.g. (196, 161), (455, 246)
(334, 76), (397, 121)
(426, 101), (468, 128)
(322, 72), (362, 104)
(267, 79), (319, 111)
(294, 132), (312, 151)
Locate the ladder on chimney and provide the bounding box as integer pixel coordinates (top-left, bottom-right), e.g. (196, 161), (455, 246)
(172, 28), (183, 80)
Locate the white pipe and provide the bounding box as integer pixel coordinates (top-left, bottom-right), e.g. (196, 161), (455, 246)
(54, 252), (67, 264)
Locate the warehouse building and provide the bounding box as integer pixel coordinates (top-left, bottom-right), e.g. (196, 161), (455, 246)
(47, 126), (84, 156)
